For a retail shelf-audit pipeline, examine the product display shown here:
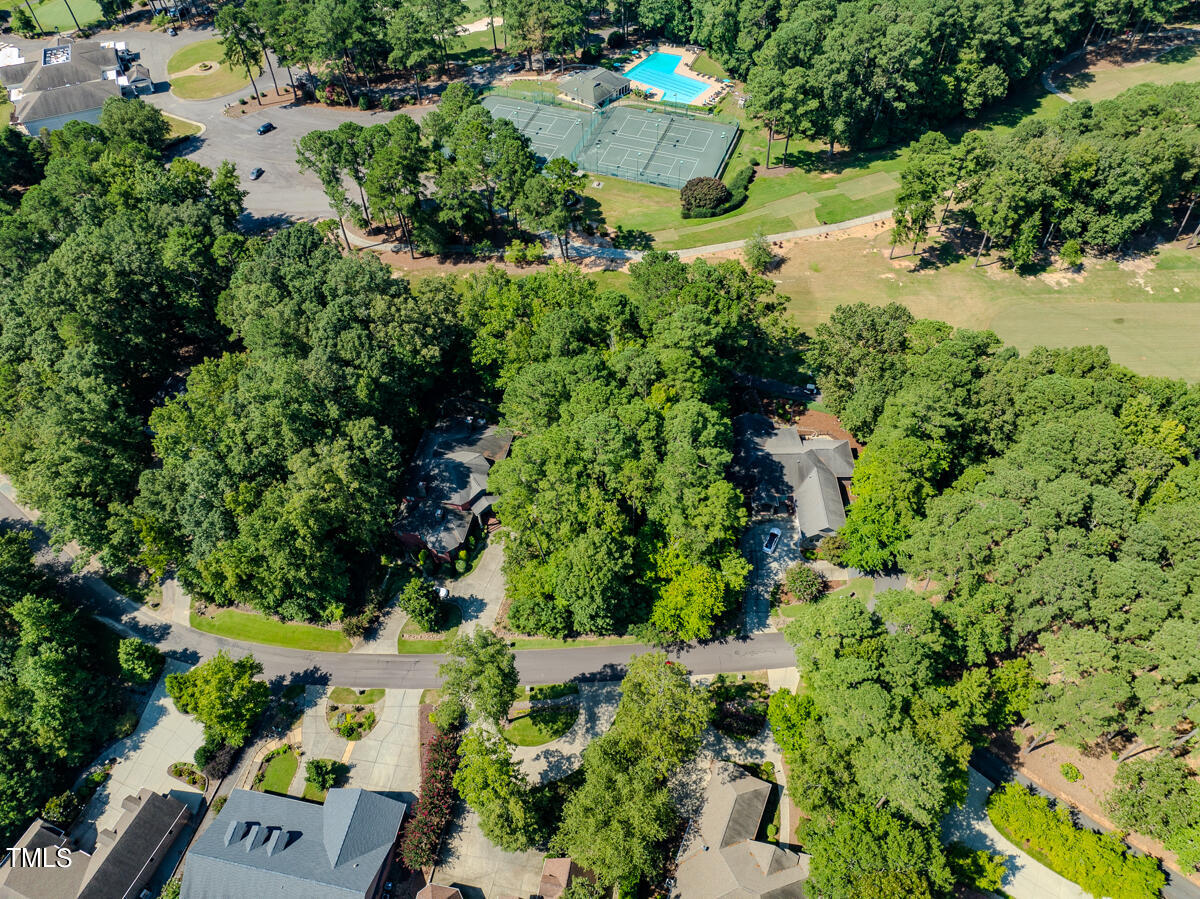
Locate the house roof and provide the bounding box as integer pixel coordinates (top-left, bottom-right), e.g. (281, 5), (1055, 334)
(538, 858), (580, 898)
(78, 790), (191, 899)
(180, 788), (405, 899)
(0, 820), (89, 899)
(560, 67), (630, 106)
(416, 886), (463, 899)
(675, 762), (809, 899)
(15, 78), (120, 125)
(733, 414), (853, 538)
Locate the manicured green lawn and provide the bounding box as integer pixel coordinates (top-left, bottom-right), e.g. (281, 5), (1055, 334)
(1059, 42), (1200, 102)
(329, 687), (384, 705)
(190, 610), (351, 652)
(502, 703), (579, 746)
(302, 781), (327, 802)
(168, 39), (255, 100)
(530, 682), (579, 701)
(164, 113), (202, 140)
(689, 52), (729, 80)
(506, 633), (640, 650)
(780, 577), (874, 618)
(774, 224), (1200, 382)
(1, 0), (102, 32)
(256, 748), (297, 795)
(395, 602), (462, 654)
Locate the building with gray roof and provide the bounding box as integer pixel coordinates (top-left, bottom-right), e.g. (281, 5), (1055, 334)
(0, 789), (190, 899)
(2, 39), (133, 134)
(733, 413), (854, 543)
(674, 761), (809, 899)
(558, 67), (631, 108)
(180, 788), (405, 899)
(395, 418), (513, 561)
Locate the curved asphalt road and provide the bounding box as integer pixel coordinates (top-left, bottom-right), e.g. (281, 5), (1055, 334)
(0, 491), (795, 688)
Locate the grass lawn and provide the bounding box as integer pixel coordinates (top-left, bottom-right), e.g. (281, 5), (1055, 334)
(256, 747), (297, 795)
(1, 0), (103, 31)
(302, 781), (328, 802)
(448, 28), (498, 63)
(164, 113), (202, 140)
(780, 577), (875, 618)
(502, 703), (579, 746)
(506, 633), (641, 650)
(689, 52), (729, 80)
(1059, 42), (1200, 102)
(190, 609), (351, 652)
(329, 687), (384, 705)
(168, 39), (255, 100)
(395, 602), (462, 654)
(774, 227), (1200, 381)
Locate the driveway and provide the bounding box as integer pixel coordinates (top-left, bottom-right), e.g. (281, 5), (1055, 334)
(741, 520), (803, 633)
(511, 682), (620, 785)
(71, 660), (206, 852)
(342, 688), (421, 807)
(434, 806), (545, 899)
(443, 540), (505, 630)
(942, 767), (1089, 899)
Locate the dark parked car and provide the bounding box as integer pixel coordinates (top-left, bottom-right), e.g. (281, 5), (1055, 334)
(256, 122), (274, 135)
(249, 167), (264, 180)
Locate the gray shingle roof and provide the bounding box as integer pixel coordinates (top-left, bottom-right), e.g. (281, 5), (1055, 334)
(180, 788), (404, 899)
(559, 67), (631, 107)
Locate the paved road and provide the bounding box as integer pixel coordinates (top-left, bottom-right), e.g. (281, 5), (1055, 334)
(0, 491), (795, 688)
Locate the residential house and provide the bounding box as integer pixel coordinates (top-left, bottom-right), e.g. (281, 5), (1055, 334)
(558, 67), (631, 108)
(394, 418), (513, 562)
(732, 413), (855, 543)
(673, 761), (809, 899)
(416, 886), (463, 899)
(0, 789), (191, 899)
(180, 787), (405, 899)
(538, 858), (587, 898)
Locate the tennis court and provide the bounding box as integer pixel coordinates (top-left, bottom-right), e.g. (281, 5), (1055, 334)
(575, 106), (737, 188)
(481, 96), (589, 162)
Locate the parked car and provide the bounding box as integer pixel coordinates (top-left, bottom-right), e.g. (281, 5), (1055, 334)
(166, 26), (178, 35)
(763, 527), (782, 554)
(256, 121), (275, 135)
(472, 64), (486, 73)
(505, 62), (521, 72)
(249, 167), (264, 180)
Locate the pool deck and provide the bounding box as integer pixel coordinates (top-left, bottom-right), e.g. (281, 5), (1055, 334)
(621, 44), (728, 107)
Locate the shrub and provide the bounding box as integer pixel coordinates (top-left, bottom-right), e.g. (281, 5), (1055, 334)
(680, 176), (731, 212)
(431, 696), (464, 732)
(580, 45), (601, 64)
(119, 637), (163, 684)
(783, 563), (825, 603)
(766, 822), (778, 841)
(380, 95), (394, 111)
(399, 576), (440, 631)
(42, 791), (83, 827)
(607, 30), (626, 48)
(210, 796), (227, 816)
(306, 758), (340, 791)
(987, 782), (1164, 899)
(947, 843), (1006, 892)
(203, 744), (237, 779)
(680, 165), (753, 219)
(158, 878), (182, 899)
(400, 731), (461, 868)
(358, 95), (370, 110)
(1061, 238), (1083, 268)
(744, 228), (773, 274)
(1061, 762), (1082, 783)
(238, 97), (247, 105)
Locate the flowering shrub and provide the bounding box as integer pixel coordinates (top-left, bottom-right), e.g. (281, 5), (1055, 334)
(400, 730), (461, 869)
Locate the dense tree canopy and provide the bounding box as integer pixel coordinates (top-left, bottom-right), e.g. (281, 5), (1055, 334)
(0, 103), (244, 568)
(793, 300), (1200, 881)
(463, 253), (790, 638)
(134, 224), (462, 620)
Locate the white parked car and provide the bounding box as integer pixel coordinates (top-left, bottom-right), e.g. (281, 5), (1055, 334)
(763, 528), (782, 554)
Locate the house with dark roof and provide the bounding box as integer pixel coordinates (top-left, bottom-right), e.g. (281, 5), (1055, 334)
(1, 39), (149, 134)
(181, 787), (405, 899)
(558, 67), (631, 108)
(732, 413), (855, 543)
(394, 418), (513, 562)
(674, 761), (809, 899)
(0, 789), (190, 899)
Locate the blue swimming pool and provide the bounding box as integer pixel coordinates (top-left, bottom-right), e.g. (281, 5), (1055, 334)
(624, 52), (709, 104)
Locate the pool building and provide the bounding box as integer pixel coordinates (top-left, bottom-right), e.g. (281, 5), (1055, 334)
(559, 67), (631, 109)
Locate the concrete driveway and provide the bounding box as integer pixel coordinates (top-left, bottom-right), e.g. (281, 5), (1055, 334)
(942, 767), (1088, 899)
(741, 520), (803, 633)
(434, 806), (545, 899)
(71, 660), (205, 852)
(342, 688), (421, 807)
(443, 540), (506, 630)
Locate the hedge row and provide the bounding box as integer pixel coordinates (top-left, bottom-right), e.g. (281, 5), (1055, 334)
(681, 164), (754, 219)
(400, 730), (461, 869)
(987, 782), (1164, 899)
